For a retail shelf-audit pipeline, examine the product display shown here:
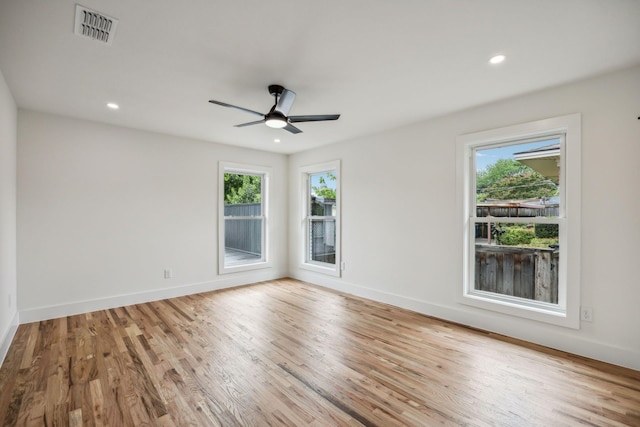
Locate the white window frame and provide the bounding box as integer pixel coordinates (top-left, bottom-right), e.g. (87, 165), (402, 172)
(218, 161), (271, 274)
(456, 114), (581, 328)
(300, 160), (341, 277)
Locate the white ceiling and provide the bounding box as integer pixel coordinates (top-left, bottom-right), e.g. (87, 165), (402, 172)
(1, 0), (639, 154)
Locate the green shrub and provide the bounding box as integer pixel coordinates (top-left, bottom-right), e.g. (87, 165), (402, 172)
(527, 238), (559, 249)
(535, 223), (559, 239)
(500, 227), (534, 246)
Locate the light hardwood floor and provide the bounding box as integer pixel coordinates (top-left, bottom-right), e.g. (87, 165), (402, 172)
(1, 278), (639, 426)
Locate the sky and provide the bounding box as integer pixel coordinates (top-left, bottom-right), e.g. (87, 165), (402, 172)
(476, 137), (560, 172)
(310, 172), (337, 191)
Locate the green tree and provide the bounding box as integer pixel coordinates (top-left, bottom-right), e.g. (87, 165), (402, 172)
(312, 173), (336, 199)
(224, 173), (261, 204)
(477, 159), (556, 202)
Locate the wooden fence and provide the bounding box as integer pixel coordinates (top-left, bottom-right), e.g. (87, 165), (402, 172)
(310, 219), (336, 264)
(476, 205), (559, 218)
(475, 245), (558, 303)
(224, 203), (262, 255)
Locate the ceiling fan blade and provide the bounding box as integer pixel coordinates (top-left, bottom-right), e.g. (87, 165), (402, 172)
(208, 99), (263, 117)
(274, 89), (296, 115)
(288, 114), (340, 123)
(283, 123), (302, 134)
(234, 119), (265, 128)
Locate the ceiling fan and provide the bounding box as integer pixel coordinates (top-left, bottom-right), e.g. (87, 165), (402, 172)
(208, 85), (340, 134)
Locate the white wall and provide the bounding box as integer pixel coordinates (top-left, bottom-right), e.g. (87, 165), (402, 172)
(289, 66), (640, 370)
(0, 68), (18, 362)
(11, 66), (640, 371)
(17, 111), (288, 320)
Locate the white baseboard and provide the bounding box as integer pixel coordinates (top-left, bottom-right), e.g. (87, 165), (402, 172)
(19, 270), (284, 324)
(292, 271), (640, 372)
(0, 310), (19, 367)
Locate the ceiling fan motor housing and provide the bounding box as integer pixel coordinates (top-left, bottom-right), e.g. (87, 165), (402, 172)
(268, 84), (285, 97)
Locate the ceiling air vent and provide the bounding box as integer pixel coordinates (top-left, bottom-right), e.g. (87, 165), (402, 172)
(74, 4), (119, 45)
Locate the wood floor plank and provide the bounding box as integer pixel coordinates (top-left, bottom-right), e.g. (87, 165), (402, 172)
(1, 278), (639, 426)
(69, 408), (83, 427)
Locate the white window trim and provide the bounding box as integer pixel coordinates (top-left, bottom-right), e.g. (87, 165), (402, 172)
(218, 161), (272, 275)
(456, 114), (581, 328)
(300, 160), (341, 277)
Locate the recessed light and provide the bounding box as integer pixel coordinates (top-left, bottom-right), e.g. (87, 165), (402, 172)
(489, 54), (506, 65)
(274, 139), (281, 143)
(106, 102), (119, 110)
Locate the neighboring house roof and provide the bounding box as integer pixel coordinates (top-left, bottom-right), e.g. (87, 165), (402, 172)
(514, 143), (560, 156)
(514, 143), (560, 184)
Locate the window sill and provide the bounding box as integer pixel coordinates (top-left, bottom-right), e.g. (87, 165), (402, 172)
(300, 261), (341, 277)
(219, 261), (271, 275)
(459, 291), (579, 329)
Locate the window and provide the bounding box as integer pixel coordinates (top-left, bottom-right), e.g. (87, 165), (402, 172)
(457, 114), (581, 328)
(219, 162), (270, 274)
(301, 160), (341, 276)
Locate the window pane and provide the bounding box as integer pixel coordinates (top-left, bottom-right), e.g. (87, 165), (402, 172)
(476, 138), (560, 218)
(309, 172), (337, 217)
(309, 218), (336, 264)
(474, 222), (559, 303)
(225, 218), (262, 266)
(224, 173), (262, 215)
(223, 171), (263, 267)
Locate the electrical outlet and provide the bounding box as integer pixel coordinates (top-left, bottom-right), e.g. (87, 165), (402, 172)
(581, 306), (593, 322)
(164, 269), (172, 279)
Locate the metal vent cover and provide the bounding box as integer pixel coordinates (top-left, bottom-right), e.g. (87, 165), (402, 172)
(74, 4), (119, 45)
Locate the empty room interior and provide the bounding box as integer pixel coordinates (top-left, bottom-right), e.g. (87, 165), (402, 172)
(1, 1), (639, 425)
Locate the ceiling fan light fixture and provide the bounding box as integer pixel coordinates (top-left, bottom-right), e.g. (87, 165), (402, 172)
(265, 113), (287, 129)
